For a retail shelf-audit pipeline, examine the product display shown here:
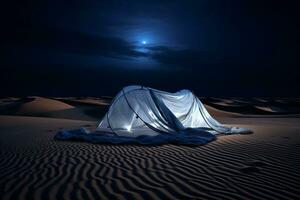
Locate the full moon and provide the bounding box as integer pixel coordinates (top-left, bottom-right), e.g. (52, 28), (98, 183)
(142, 40), (147, 44)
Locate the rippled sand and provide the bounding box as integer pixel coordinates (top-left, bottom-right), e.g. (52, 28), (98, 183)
(0, 97), (300, 199)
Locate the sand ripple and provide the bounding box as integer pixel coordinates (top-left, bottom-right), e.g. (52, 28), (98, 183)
(0, 137), (300, 199)
(1, 117), (300, 199)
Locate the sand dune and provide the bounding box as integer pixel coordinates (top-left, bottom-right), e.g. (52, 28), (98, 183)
(201, 97), (300, 115)
(16, 97), (74, 114)
(204, 104), (241, 119)
(0, 96), (74, 115)
(254, 105), (286, 113)
(54, 97), (111, 106)
(0, 97), (101, 121)
(0, 97), (300, 199)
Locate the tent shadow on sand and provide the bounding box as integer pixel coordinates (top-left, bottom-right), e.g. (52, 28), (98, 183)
(55, 86), (252, 145)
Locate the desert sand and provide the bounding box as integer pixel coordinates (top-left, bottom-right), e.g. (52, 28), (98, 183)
(0, 97), (300, 199)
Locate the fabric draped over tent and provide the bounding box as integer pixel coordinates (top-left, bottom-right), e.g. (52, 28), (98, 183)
(96, 85), (250, 136)
(55, 85), (251, 145)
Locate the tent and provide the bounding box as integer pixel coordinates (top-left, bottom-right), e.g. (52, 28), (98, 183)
(55, 85), (251, 144)
(96, 85), (250, 136)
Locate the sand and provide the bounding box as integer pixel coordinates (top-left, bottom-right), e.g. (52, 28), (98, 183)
(0, 97), (300, 200)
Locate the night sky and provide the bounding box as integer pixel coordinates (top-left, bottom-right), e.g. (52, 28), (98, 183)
(1, 0), (299, 96)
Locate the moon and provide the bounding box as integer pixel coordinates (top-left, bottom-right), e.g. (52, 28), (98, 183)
(142, 40), (147, 45)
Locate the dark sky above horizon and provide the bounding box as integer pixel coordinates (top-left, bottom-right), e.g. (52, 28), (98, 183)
(1, 0), (299, 96)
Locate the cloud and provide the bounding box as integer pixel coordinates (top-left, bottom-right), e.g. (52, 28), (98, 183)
(5, 26), (224, 69)
(146, 46), (224, 69)
(4, 26), (148, 59)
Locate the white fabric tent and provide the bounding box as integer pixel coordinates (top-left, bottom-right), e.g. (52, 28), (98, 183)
(97, 85), (250, 137)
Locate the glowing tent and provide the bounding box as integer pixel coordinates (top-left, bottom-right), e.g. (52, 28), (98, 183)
(96, 85), (250, 137)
